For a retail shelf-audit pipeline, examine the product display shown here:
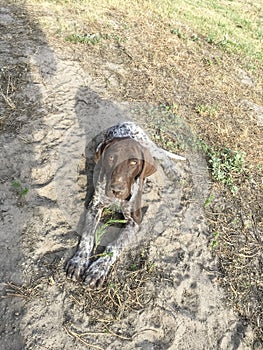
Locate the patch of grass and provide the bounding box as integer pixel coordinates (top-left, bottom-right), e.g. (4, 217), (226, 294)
(30, 0), (262, 64)
(131, 104), (194, 154)
(66, 33), (101, 45)
(170, 28), (187, 39)
(200, 143), (246, 193)
(0, 63), (31, 131)
(196, 104), (218, 118)
(164, 0), (263, 63)
(65, 32), (125, 46)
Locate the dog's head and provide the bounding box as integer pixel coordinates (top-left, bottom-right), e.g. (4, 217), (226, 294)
(95, 137), (156, 200)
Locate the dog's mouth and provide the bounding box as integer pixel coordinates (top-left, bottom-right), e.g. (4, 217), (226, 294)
(111, 189), (131, 200)
(112, 189), (124, 197)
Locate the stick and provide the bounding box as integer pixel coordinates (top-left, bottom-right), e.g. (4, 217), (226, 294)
(64, 326), (105, 350)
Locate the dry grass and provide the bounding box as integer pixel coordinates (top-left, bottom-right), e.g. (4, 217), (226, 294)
(2, 281), (42, 300)
(3, 245), (157, 343)
(205, 174), (263, 340)
(64, 246), (155, 324)
(28, 0), (263, 65)
(0, 63), (30, 130)
(25, 0), (263, 163)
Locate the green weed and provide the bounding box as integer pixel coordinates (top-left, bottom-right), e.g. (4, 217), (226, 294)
(196, 104), (218, 118)
(65, 33), (101, 45)
(94, 217), (127, 251)
(211, 231), (219, 249)
(12, 180), (29, 197)
(65, 32), (125, 46)
(204, 194), (215, 208)
(200, 142), (246, 193)
(170, 28), (186, 39)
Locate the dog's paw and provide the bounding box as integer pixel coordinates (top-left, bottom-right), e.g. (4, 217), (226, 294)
(65, 253), (90, 281)
(82, 256), (112, 288)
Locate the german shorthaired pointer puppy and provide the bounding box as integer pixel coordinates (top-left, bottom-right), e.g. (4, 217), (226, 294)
(66, 121), (185, 288)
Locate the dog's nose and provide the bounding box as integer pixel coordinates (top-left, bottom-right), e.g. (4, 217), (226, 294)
(110, 181), (127, 198)
(110, 182), (125, 193)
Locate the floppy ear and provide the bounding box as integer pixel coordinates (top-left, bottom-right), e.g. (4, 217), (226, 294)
(94, 140), (112, 163)
(130, 147), (156, 225)
(140, 147), (157, 179)
(94, 142), (105, 163)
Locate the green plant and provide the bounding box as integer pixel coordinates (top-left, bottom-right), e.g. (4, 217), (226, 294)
(211, 231), (219, 249)
(129, 263), (138, 271)
(108, 282), (115, 289)
(170, 28), (186, 39)
(199, 142), (246, 193)
(94, 217), (127, 251)
(206, 34), (217, 45)
(12, 180), (29, 197)
(65, 33), (101, 45)
(204, 194), (215, 208)
(147, 262), (155, 273)
(103, 33), (124, 43)
(65, 32), (124, 46)
(196, 104), (218, 117)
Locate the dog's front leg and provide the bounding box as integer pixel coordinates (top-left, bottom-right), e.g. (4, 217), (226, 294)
(65, 201), (104, 281)
(83, 218), (139, 288)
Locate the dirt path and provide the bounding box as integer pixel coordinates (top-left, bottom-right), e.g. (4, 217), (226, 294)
(0, 2), (258, 349)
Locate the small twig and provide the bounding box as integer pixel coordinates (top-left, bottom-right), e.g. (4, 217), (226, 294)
(69, 294), (83, 306)
(4, 283), (28, 298)
(64, 326), (105, 350)
(80, 328), (131, 341)
(235, 252), (259, 258)
(132, 327), (158, 339)
(79, 330), (109, 337)
(233, 262), (253, 270)
(0, 91), (15, 109)
(105, 328), (132, 340)
(229, 283), (238, 297)
(112, 288), (123, 308)
(1, 293), (24, 299)
(134, 291), (144, 308)
(93, 318), (114, 324)
(17, 135), (31, 144)
(107, 288), (121, 308)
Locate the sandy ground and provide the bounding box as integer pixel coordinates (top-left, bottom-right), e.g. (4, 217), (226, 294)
(0, 2), (258, 350)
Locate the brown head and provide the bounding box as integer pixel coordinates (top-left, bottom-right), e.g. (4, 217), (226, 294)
(95, 137), (157, 201)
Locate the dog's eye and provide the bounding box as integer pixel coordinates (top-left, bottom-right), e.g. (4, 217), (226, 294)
(129, 159), (138, 166)
(108, 155), (114, 162)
